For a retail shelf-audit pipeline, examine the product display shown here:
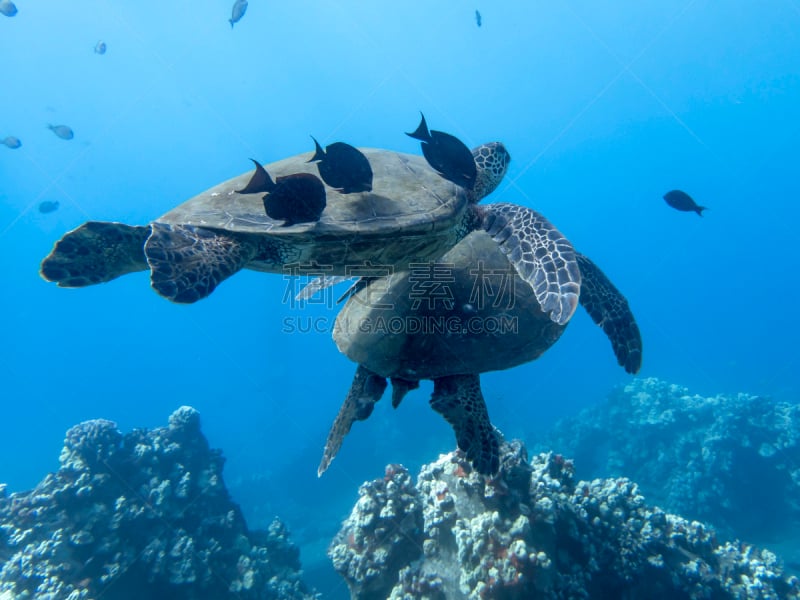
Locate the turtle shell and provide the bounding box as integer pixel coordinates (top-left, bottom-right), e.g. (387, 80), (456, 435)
(159, 149), (469, 272)
(333, 230), (567, 380)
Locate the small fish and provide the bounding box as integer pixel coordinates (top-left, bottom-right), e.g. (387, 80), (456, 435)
(264, 173), (326, 226)
(0, 1), (17, 17)
(308, 137), (373, 193)
(38, 201), (60, 214)
(229, 0), (248, 28)
(48, 124), (74, 140)
(406, 113), (477, 189)
(94, 41), (107, 55)
(236, 159), (326, 226)
(2, 136), (21, 149)
(663, 189), (707, 216)
(475, 10), (482, 27)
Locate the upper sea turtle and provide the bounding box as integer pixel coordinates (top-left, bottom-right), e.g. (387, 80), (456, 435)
(318, 229), (642, 475)
(40, 143), (582, 325)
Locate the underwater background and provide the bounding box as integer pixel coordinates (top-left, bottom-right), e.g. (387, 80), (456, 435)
(2, 1), (799, 597)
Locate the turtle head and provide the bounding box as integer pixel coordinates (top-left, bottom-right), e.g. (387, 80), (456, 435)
(469, 142), (511, 203)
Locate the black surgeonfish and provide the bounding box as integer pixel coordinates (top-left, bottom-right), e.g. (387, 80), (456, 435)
(475, 10), (482, 27)
(308, 137), (372, 193)
(406, 113), (477, 189)
(663, 190), (707, 216)
(236, 159), (326, 226)
(264, 173), (326, 226)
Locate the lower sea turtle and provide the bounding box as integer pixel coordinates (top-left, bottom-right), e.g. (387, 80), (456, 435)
(318, 229), (642, 475)
(39, 143), (582, 325)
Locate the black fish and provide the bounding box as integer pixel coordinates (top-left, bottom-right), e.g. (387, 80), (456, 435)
(264, 173), (326, 226)
(406, 113), (477, 189)
(236, 159), (326, 225)
(38, 200), (60, 214)
(308, 137), (372, 193)
(663, 190), (707, 216)
(475, 10), (482, 27)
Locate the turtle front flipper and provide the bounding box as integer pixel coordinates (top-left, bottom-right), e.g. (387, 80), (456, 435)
(318, 365), (387, 476)
(576, 253), (643, 374)
(40, 221), (150, 287)
(480, 202), (581, 325)
(146, 223), (258, 303)
(430, 374), (500, 475)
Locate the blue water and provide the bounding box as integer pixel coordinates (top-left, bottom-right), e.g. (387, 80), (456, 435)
(2, 1), (799, 596)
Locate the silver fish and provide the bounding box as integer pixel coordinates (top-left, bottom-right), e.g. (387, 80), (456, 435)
(94, 41), (107, 55)
(48, 124), (74, 140)
(0, 1), (17, 17)
(2, 136), (21, 149)
(229, 0), (247, 28)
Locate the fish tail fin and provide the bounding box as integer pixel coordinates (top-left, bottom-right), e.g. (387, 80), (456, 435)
(696, 205), (708, 216)
(254, 158), (276, 192)
(406, 112), (431, 142)
(236, 158), (275, 194)
(229, 19), (234, 28)
(308, 136), (326, 162)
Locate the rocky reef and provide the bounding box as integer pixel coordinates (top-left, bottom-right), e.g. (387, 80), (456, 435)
(537, 377), (800, 545)
(330, 441), (799, 599)
(0, 407), (318, 600)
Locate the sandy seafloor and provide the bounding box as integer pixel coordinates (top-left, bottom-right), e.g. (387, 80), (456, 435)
(1, 2), (799, 598)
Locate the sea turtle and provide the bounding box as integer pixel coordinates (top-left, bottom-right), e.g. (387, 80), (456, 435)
(39, 144), (580, 324)
(318, 229), (642, 476)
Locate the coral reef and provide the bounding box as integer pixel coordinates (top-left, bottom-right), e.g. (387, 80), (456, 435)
(537, 377), (800, 544)
(0, 406), (318, 600)
(330, 441), (800, 599)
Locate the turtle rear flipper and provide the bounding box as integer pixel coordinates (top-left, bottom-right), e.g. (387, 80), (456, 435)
(576, 253), (643, 374)
(40, 221), (150, 287)
(318, 365), (387, 476)
(431, 374), (500, 475)
(481, 203), (581, 326)
(146, 223), (258, 303)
